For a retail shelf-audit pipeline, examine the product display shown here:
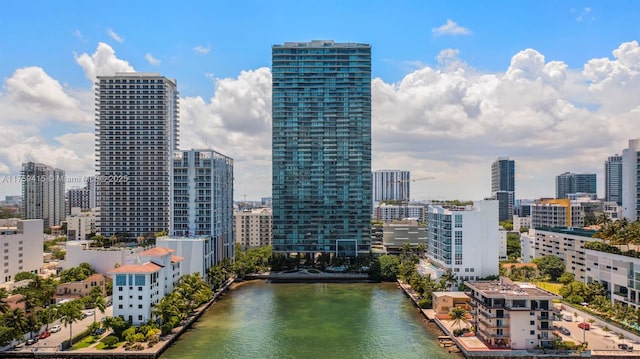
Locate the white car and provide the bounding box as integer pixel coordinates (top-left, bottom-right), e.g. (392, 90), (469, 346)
(50, 325), (62, 333)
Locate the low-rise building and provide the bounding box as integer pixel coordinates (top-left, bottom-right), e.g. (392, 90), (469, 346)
(109, 246), (182, 325)
(0, 219), (43, 283)
(382, 219), (427, 254)
(55, 273), (107, 301)
(512, 215), (531, 232)
(65, 207), (98, 241)
(374, 204), (425, 223)
(60, 241), (145, 274)
(585, 246), (640, 309)
(534, 227), (598, 283)
(156, 236), (213, 280)
(466, 277), (560, 350)
(432, 291), (471, 316)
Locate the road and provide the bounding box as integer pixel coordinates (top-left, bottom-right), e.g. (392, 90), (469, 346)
(555, 311), (636, 352)
(11, 305), (113, 353)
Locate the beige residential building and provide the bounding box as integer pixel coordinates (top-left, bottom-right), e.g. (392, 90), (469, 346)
(235, 208), (272, 250)
(466, 277), (560, 350)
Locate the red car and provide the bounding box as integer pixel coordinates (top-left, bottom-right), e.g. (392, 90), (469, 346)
(578, 322), (590, 330)
(38, 331), (51, 339)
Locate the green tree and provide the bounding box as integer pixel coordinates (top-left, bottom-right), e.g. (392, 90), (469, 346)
(506, 233), (521, 258)
(0, 289), (9, 314)
(500, 219), (514, 231)
(449, 306), (469, 330)
(102, 316), (130, 340)
(378, 255), (400, 281)
(558, 272), (575, 285)
(439, 269), (457, 291)
(533, 255), (565, 281)
(102, 335), (119, 349)
(2, 308), (29, 341)
(36, 306), (58, 331)
(58, 301), (83, 345)
(14, 272), (37, 281)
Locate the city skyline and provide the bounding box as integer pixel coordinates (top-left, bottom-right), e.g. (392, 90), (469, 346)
(1, 2), (640, 201)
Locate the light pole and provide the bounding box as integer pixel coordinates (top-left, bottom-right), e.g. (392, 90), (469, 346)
(582, 316), (586, 345)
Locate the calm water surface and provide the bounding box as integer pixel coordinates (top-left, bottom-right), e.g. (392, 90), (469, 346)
(162, 281), (455, 359)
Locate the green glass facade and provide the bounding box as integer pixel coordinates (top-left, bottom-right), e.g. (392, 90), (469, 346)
(271, 40), (372, 256)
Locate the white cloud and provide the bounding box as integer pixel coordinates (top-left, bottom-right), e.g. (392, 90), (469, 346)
(74, 42), (135, 81)
(145, 53), (161, 65)
(106, 28), (124, 43)
(576, 7), (592, 21)
(3, 41), (640, 201)
(193, 45), (211, 55)
(432, 19), (471, 36)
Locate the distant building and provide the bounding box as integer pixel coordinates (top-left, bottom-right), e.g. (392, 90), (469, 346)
(530, 199), (572, 228)
(372, 170), (410, 203)
(234, 208), (272, 250)
(272, 40), (372, 257)
(491, 157), (515, 221)
(66, 207), (98, 241)
(66, 186), (91, 216)
(512, 215), (531, 232)
(374, 204), (425, 223)
(555, 172), (596, 199)
(605, 154), (623, 206)
(466, 277), (559, 350)
(4, 196), (22, 206)
(21, 162), (65, 229)
(533, 227), (598, 283)
(382, 219), (427, 254)
(0, 219), (43, 283)
(109, 246), (182, 325)
(622, 139), (640, 221)
(426, 200), (499, 281)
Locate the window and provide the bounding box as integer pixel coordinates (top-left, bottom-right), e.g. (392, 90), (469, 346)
(118, 305), (123, 309)
(138, 304), (143, 309)
(138, 286), (143, 291)
(530, 330), (535, 335)
(116, 275), (126, 286)
(138, 296), (143, 300)
(530, 321), (535, 325)
(134, 274), (145, 286)
(118, 296), (123, 300)
(138, 315), (143, 321)
(118, 287), (123, 292)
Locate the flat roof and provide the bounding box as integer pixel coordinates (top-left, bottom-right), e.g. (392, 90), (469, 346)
(466, 277), (559, 299)
(432, 291), (470, 299)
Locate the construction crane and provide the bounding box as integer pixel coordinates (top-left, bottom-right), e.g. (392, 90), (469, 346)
(395, 177), (435, 220)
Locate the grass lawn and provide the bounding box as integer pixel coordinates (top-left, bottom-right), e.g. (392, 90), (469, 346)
(71, 336), (96, 350)
(533, 281), (563, 295)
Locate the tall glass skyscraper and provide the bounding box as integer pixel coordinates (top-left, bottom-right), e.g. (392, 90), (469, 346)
(605, 154), (623, 205)
(272, 40), (372, 257)
(491, 157), (515, 222)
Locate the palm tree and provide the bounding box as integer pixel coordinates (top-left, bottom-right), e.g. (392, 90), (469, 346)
(439, 269), (457, 291)
(0, 289), (9, 314)
(3, 308), (29, 341)
(36, 306), (58, 331)
(90, 296), (107, 322)
(58, 301), (83, 346)
(449, 306), (469, 330)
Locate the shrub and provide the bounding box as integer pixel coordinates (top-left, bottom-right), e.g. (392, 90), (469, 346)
(417, 298), (432, 309)
(102, 335), (119, 349)
(453, 329), (465, 337)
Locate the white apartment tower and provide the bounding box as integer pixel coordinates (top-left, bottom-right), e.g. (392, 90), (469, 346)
(426, 200), (499, 281)
(622, 139), (640, 221)
(372, 170), (410, 202)
(171, 149), (234, 262)
(95, 73), (179, 240)
(21, 162), (65, 229)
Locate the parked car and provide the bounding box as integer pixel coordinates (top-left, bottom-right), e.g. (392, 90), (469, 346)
(25, 337), (38, 345)
(578, 322), (591, 330)
(38, 331), (51, 339)
(618, 343), (634, 351)
(559, 327), (571, 336)
(50, 325), (62, 333)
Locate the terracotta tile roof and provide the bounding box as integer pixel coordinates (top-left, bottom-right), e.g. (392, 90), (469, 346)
(171, 255), (183, 263)
(84, 273), (105, 282)
(138, 246), (175, 257)
(108, 262), (162, 274)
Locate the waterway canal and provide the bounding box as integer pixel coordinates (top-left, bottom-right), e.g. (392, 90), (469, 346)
(162, 281), (455, 358)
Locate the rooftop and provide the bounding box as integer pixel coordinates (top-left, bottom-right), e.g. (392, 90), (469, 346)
(109, 262), (162, 274)
(138, 246), (175, 257)
(432, 291), (470, 299)
(534, 226), (597, 238)
(466, 277), (559, 299)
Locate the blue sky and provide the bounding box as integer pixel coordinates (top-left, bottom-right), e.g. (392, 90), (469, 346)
(1, 1), (640, 200)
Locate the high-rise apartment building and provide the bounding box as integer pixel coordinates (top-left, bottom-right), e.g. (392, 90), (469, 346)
(235, 208), (272, 250)
(66, 186), (91, 215)
(171, 149), (234, 262)
(272, 40), (372, 257)
(426, 200), (499, 281)
(372, 170), (410, 202)
(95, 73), (179, 240)
(555, 172), (596, 199)
(21, 162), (65, 229)
(622, 139), (640, 221)
(605, 155), (623, 206)
(491, 157), (515, 222)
